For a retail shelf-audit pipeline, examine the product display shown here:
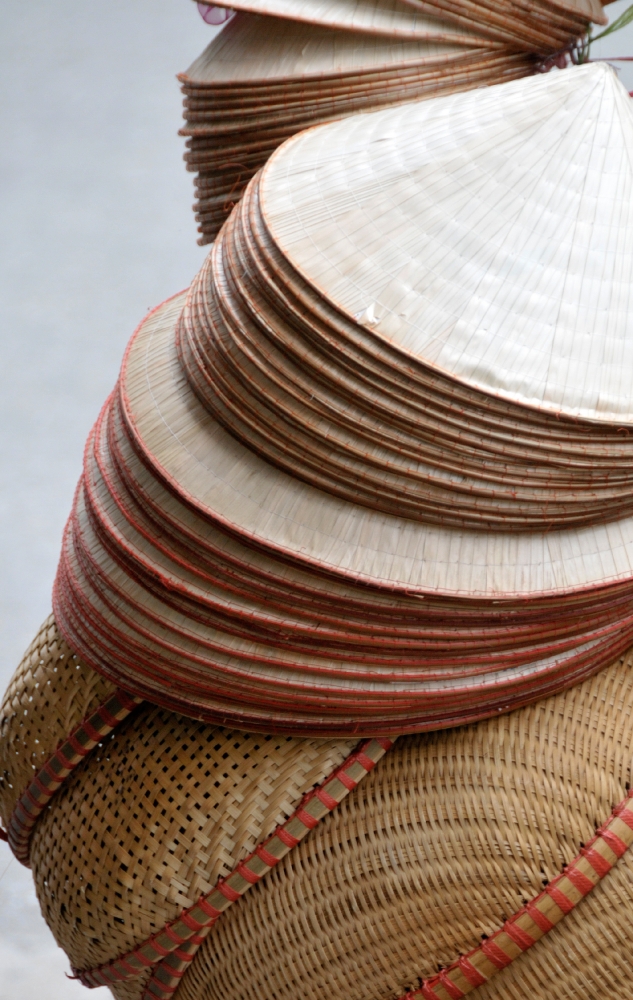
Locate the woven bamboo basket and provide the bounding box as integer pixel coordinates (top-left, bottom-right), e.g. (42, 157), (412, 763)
(4, 614), (633, 1000)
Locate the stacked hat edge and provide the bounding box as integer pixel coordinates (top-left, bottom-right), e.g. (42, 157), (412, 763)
(51, 63), (633, 736)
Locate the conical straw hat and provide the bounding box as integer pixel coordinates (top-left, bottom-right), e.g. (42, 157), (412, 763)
(52, 63), (633, 735)
(181, 0), (605, 244)
(180, 12), (534, 243)
(181, 153), (633, 530)
(183, 11), (494, 83)
(194, 0), (606, 46)
(178, 60), (633, 531)
(259, 61), (633, 428)
(185, 0), (499, 41)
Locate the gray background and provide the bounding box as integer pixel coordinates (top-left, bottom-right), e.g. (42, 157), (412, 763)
(0, 1), (215, 995)
(0, 1), (631, 996)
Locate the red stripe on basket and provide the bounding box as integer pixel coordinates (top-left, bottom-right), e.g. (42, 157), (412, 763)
(481, 938), (512, 970)
(146, 940), (170, 959)
(96, 704), (121, 729)
(438, 970), (465, 998)
(6, 688), (141, 865)
(295, 807), (320, 829)
(545, 883), (575, 914)
(53, 746), (74, 770)
(356, 751), (377, 771)
(600, 829), (628, 858)
(118, 956), (142, 976)
(502, 919), (535, 951)
(316, 787), (339, 810)
(71, 736), (394, 995)
(173, 949), (195, 964)
(117, 689), (143, 713)
(237, 862), (260, 885)
(615, 801), (633, 829)
(32, 775), (56, 800)
(163, 926), (187, 947)
(42, 759), (65, 785)
(581, 845), (613, 878)
(526, 899), (554, 933)
(336, 769), (357, 791)
(196, 898), (222, 921)
(215, 881), (241, 903)
(81, 719), (104, 744)
(564, 866), (595, 896)
(458, 956), (487, 987)
(66, 732), (93, 758)
(399, 789), (633, 999)
(23, 788), (43, 813)
(276, 827), (299, 848)
(255, 844), (278, 867)
(179, 912), (206, 934)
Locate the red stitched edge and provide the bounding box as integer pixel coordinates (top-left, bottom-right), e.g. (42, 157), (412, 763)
(4, 688), (141, 865)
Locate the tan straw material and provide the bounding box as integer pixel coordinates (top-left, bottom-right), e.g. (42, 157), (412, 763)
(0, 619), (358, 979)
(184, 14), (496, 82)
(5, 618), (633, 999)
(177, 652), (633, 1000)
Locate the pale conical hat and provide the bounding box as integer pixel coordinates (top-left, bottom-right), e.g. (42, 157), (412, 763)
(189, 0), (473, 41)
(195, 0), (606, 46)
(260, 61), (633, 427)
(178, 60), (633, 533)
(53, 63), (633, 735)
(180, 12), (534, 244)
(183, 11), (494, 83)
(181, 0), (607, 244)
(175, 63), (633, 576)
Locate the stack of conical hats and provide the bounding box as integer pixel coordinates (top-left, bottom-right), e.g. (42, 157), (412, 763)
(54, 62), (633, 739)
(180, 0), (607, 243)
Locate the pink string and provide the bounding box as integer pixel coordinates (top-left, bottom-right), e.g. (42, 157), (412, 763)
(197, 3), (235, 24)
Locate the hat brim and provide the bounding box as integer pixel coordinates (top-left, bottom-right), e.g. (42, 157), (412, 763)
(121, 293), (633, 601)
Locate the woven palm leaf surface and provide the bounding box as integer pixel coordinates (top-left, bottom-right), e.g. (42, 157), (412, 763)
(3, 616), (633, 999)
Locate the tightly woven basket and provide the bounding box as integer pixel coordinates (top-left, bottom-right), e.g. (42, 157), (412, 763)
(4, 616), (633, 1000)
